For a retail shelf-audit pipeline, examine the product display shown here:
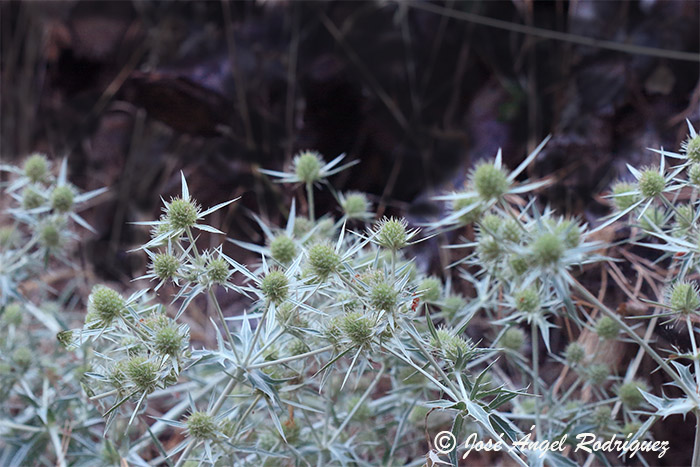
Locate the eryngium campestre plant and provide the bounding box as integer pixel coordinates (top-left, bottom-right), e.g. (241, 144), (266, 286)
(8, 124), (700, 466)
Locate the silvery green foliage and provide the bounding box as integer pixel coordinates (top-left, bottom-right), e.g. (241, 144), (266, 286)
(6, 123), (700, 466)
(0, 155), (111, 466)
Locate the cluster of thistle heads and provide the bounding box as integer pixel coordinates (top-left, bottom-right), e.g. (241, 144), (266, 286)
(3, 125), (700, 466)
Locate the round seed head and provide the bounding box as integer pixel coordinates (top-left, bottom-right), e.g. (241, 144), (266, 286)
(555, 219), (582, 248)
(452, 194), (483, 225)
(564, 342), (585, 364)
(442, 295), (466, 319)
(514, 288), (540, 313)
(531, 232), (564, 266)
(307, 243), (340, 279)
(689, 164), (700, 186)
(24, 154), (49, 183)
(206, 258), (230, 284)
(22, 186), (44, 210)
(0, 362), (12, 377)
(3, 303), (23, 326)
(595, 316), (620, 340)
(684, 134), (700, 162)
(144, 312), (169, 330)
(154, 325), (185, 356)
(668, 281), (700, 315)
(675, 203), (695, 231)
(12, 346), (32, 369)
(340, 312), (374, 347)
(592, 405), (612, 428)
(261, 270), (289, 305)
(88, 285), (125, 326)
(348, 395), (372, 422)
(288, 339), (309, 356)
(370, 281), (398, 311)
(293, 217), (313, 237)
(500, 327), (525, 351)
(187, 411), (217, 441)
(586, 363), (609, 385)
(431, 328), (475, 363)
(270, 235), (297, 264)
(418, 277), (442, 302)
(639, 206), (666, 232)
(479, 214), (503, 234)
(477, 235), (502, 262)
(315, 218), (336, 240)
(509, 254), (528, 276)
(153, 253), (180, 280)
(324, 315), (344, 345)
(38, 221), (61, 249)
(50, 185), (74, 212)
(342, 192), (370, 219)
(376, 217), (409, 250)
(617, 380), (648, 408)
(638, 168), (665, 198)
(294, 150), (323, 184)
(125, 356), (158, 393)
(0, 226), (17, 248)
(166, 197), (199, 230)
(611, 181), (639, 211)
(471, 162), (509, 200)
(501, 219), (522, 243)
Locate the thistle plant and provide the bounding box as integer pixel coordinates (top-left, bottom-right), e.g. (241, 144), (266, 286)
(7, 124), (700, 466)
(0, 155), (108, 466)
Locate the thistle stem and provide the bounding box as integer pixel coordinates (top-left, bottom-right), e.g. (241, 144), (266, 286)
(693, 411), (700, 467)
(229, 393), (263, 439)
(249, 345), (334, 369)
(686, 316), (700, 390)
(531, 323), (541, 440)
(306, 182), (315, 221)
(208, 288), (240, 363)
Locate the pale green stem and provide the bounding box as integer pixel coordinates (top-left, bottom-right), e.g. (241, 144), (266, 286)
(306, 182), (315, 221)
(687, 316), (700, 391)
(531, 323), (541, 440)
(693, 412), (700, 467)
(250, 329), (285, 362)
(249, 345), (334, 369)
(48, 426), (66, 467)
(243, 305), (270, 366)
(89, 389), (118, 401)
(229, 393), (263, 440)
(185, 227), (201, 260)
(208, 288), (240, 363)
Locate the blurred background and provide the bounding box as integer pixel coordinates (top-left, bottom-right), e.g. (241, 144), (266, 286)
(0, 0), (698, 285)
